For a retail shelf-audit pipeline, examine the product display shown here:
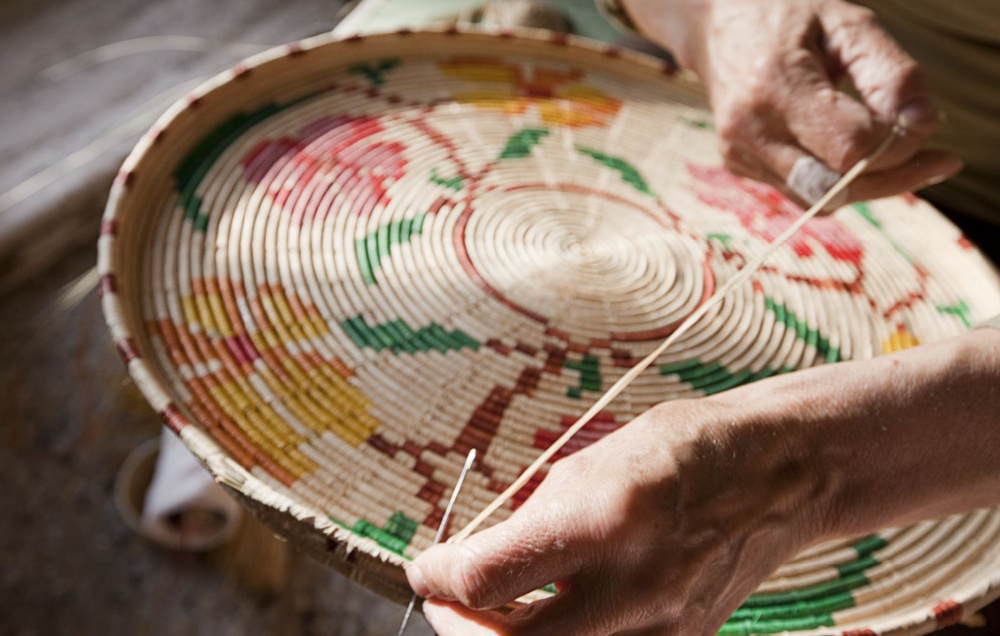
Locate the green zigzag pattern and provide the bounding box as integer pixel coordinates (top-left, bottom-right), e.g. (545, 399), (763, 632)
(430, 167), (463, 190)
(500, 127), (550, 159)
(765, 297), (843, 363)
(563, 354), (602, 398)
(341, 315), (480, 355)
(175, 103), (283, 231)
(352, 511), (418, 556)
(937, 300), (972, 327)
(356, 213), (426, 285)
(853, 201), (914, 263)
(720, 535), (885, 635)
(659, 297), (841, 395)
(576, 147), (657, 197)
(348, 58), (401, 85)
(328, 511), (419, 557)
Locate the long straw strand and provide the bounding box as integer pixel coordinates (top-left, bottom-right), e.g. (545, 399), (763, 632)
(397, 449), (477, 636)
(41, 36), (270, 81)
(451, 129), (899, 543)
(0, 78), (203, 215)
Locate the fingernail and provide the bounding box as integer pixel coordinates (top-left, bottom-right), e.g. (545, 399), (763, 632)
(420, 603), (456, 634)
(407, 564), (431, 598)
(924, 159), (964, 187)
(422, 602), (445, 632)
(897, 97), (936, 133)
(787, 156), (841, 206)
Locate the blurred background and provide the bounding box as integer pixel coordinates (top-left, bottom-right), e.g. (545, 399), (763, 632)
(0, 1), (643, 634)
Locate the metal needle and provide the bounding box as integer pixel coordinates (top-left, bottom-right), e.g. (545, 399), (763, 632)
(396, 448), (477, 636)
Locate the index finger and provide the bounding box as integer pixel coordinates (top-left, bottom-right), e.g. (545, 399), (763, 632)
(409, 507), (586, 611)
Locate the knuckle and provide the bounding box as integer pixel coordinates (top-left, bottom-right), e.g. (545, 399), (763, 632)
(715, 108), (747, 146)
(741, 77), (776, 118)
(546, 458), (572, 481)
(532, 457), (579, 497)
(896, 57), (922, 83)
(717, 138), (769, 182)
(778, 47), (817, 73)
(831, 127), (871, 171)
(718, 140), (744, 171)
(834, 3), (880, 33)
(728, 163), (756, 179)
(715, 83), (777, 143)
(847, 5), (879, 28)
(452, 544), (497, 609)
(896, 56), (925, 93)
(745, 52), (800, 109)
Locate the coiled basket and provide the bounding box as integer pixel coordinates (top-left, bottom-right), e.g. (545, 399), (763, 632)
(99, 29), (1000, 635)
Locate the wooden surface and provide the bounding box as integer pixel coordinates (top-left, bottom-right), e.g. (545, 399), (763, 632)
(0, 0), (341, 293)
(0, 242), (434, 635)
(0, 0), (432, 630)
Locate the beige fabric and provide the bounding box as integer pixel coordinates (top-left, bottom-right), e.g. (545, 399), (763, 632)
(854, 0), (1000, 224)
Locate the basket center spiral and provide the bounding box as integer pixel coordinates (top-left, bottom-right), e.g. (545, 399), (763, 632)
(457, 183), (711, 342)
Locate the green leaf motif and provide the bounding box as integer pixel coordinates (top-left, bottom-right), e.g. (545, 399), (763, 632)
(356, 213), (426, 285)
(429, 167), (463, 191)
(706, 232), (734, 251)
(764, 297), (842, 363)
(341, 315), (480, 355)
(174, 103), (281, 232)
(659, 297), (841, 395)
(563, 354), (602, 398)
(853, 201), (882, 229)
(576, 147), (657, 197)
(499, 127), (550, 159)
(659, 359), (792, 395)
(352, 511), (419, 555)
(680, 117), (713, 130)
(937, 300), (972, 327)
(854, 201), (918, 262)
(348, 58), (401, 85)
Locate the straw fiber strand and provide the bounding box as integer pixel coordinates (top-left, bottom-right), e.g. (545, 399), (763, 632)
(99, 29), (1000, 635)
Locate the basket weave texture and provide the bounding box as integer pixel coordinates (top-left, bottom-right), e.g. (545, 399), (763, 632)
(99, 29), (1000, 635)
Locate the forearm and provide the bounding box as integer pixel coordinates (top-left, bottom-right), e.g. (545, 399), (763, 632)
(718, 328), (1000, 541)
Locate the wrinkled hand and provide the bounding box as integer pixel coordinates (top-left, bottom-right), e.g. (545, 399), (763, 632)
(407, 398), (825, 636)
(625, 0), (963, 208)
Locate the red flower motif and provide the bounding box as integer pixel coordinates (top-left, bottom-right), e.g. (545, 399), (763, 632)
(241, 115), (408, 224)
(686, 164), (864, 266)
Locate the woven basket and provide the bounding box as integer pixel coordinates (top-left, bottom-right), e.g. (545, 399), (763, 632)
(99, 29), (1000, 635)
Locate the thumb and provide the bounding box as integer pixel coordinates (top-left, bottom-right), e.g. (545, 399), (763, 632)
(407, 510), (582, 611)
(823, 5), (936, 135)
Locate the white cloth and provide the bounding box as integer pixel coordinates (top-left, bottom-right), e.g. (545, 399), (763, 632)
(140, 427), (242, 551)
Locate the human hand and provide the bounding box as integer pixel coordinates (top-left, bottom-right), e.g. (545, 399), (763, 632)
(406, 397), (826, 636)
(623, 0), (963, 209)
